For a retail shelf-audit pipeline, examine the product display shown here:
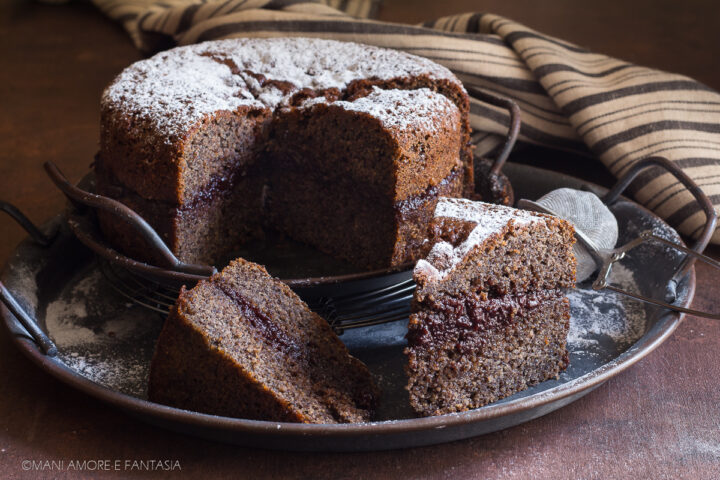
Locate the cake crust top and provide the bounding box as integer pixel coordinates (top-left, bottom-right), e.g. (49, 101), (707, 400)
(415, 197), (550, 282)
(102, 37), (462, 143)
(298, 86), (460, 134)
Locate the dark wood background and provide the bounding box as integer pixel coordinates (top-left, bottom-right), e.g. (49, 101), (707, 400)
(1, 1), (719, 478)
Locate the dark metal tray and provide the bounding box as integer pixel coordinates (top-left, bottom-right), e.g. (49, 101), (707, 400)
(0, 163), (696, 451)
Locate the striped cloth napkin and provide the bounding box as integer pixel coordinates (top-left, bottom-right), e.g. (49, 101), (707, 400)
(92, 0), (720, 244)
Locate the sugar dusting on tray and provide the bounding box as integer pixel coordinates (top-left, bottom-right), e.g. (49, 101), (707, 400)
(44, 269), (162, 397)
(567, 263), (647, 353)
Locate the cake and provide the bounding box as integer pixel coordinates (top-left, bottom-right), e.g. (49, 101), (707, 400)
(406, 198), (576, 416)
(148, 257), (379, 423)
(96, 37), (474, 269)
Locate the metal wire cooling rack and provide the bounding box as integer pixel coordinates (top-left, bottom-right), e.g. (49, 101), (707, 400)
(307, 279), (415, 334)
(99, 259), (413, 334)
(99, 260), (181, 315)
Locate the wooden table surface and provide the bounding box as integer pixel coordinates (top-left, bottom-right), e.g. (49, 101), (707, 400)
(2, 1), (719, 478)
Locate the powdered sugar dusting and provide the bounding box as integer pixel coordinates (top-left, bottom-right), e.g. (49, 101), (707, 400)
(205, 37), (456, 92)
(416, 198), (546, 280)
(62, 352), (149, 397)
(6, 262), (41, 315)
(44, 268), (162, 397)
(300, 87), (460, 132)
(103, 37), (460, 141)
(567, 264), (647, 353)
(37, 235), (658, 414)
(45, 272), (96, 346)
(104, 50), (260, 142)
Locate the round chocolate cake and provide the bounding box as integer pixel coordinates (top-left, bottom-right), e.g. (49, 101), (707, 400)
(96, 37), (473, 269)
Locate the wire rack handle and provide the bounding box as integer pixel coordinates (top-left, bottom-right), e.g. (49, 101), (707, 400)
(0, 202), (58, 356)
(43, 161), (216, 277)
(594, 230), (720, 319)
(465, 87), (521, 176)
(595, 156), (718, 318)
(602, 156), (717, 256)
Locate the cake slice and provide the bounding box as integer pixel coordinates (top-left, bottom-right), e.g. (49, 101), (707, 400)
(406, 197), (576, 416)
(148, 258), (379, 423)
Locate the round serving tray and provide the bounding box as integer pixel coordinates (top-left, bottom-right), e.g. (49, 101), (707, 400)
(0, 163), (695, 451)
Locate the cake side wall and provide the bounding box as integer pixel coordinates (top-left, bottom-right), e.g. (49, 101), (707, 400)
(98, 105), (186, 203)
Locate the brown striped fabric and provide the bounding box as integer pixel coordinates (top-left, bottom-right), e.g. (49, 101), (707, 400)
(91, 0), (720, 243)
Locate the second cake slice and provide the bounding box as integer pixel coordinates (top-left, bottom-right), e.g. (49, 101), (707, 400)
(407, 197), (577, 416)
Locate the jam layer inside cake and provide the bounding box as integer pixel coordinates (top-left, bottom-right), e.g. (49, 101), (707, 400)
(407, 290), (570, 416)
